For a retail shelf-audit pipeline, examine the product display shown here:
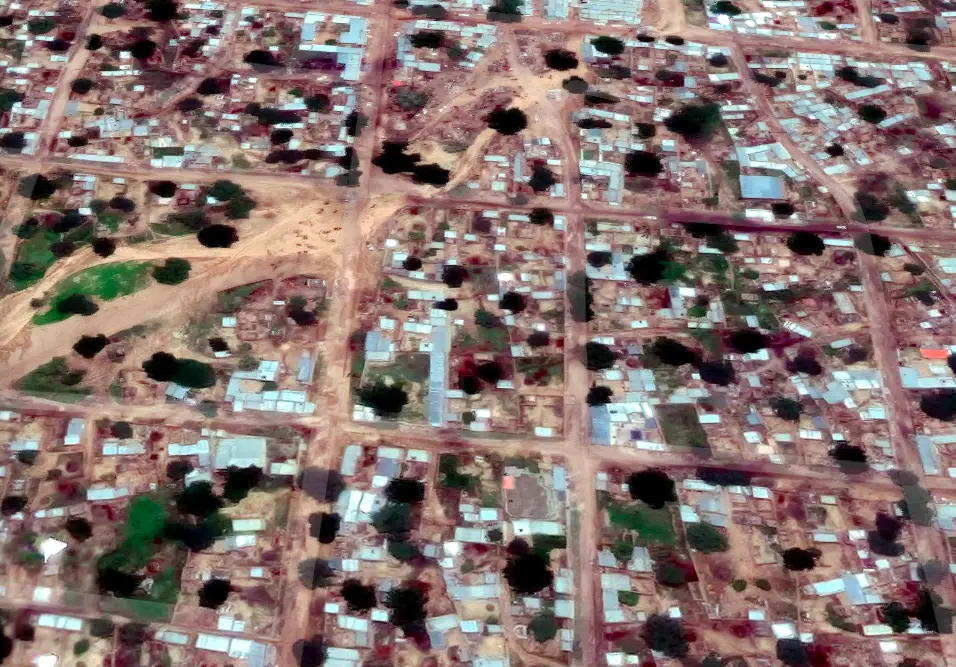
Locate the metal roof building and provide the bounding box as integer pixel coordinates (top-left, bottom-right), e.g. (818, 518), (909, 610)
(739, 174), (785, 200)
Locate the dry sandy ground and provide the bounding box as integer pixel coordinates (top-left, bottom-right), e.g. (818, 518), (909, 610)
(0, 184), (356, 385)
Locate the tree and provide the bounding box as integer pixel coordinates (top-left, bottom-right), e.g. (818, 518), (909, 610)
(527, 331), (550, 347)
(625, 150), (663, 177)
(686, 522), (728, 553)
(86, 34), (103, 50)
(308, 512), (341, 544)
(698, 360), (735, 386)
(208, 180), (244, 201)
(55, 294), (99, 316)
(503, 539), (553, 594)
(65, 516), (92, 541)
(696, 467), (754, 487)
(27, 17), (55, 33)
(145, 0), (178, 21)
(586, 251), (611, 269)
(173, 358), (216, 388)
(166, 460), (193, 482)
(562, 76), (588, 94)
(787, 353), (822, 376)
(0, 131), (26, 152)
(782, 547), (818, 571)
(528, 164), (556, 192)
(73, 334), (108, 359)
(626, 248), (672, 284)
(855, 233), (892, 256)
(486, 107), (527, 135)
(830, 442), (868, 474)
(223, 465), (263, 502)
(643, 614), (689, 658)
(198, 224), (239, 248)
(395, 88), (429, 112)
(149, 180), (177, 198)
(477, 361), (502, 384)
(197, 78), (223, 95)
(88, 618), (114, 638)
(649, 337), (700, 367)
(626, 469), (676, 508)
(357, 382), (409, 417)
(859, 104), (887, 124)
(198, 579), (232, 609)
(913, 588), (954, 633)
(92, 238), (116, 257)
(776, 639), (809, 667)
(529, 207), (554, 226)
(344, 111), (369, 137)
(131, 39), (158, 60)
(568, 271), (594, 322)
(177, 481), (224, 517)
(298, 558), (334, 590)
(500, 291), (526, 313)
(385, 478), (426, 504)
(442, 265), (469, 287)
(771, 397), (802, 422)
(143, 351), (178, 381)
(305, 94), (330, 112)
(728, 328), (767, 353)
(587, 385), (613, 406)
(868, 529), (904, 556)
(664, 103), (722, 141)
(292, 636), (327, 667)
(543, 48), (578, 70)
(881, 601), (911, 633)
(584, 341), (615, 370)
(403, 256), (423, 271)
(385, 584), (428, 634)
(153, 258), (191, 285)
(787, 231), (825, 256)
(528, 611), (558, 642)
(342, 579), (376, 611)
(18, 174), (57, 200)
(920, 390), (956, 421)
(409, 30), (444, 48)
(98, 568), (143, 597)
(372, 502), (414, 536)
(591, 35), (625, 55)
(299, 467), (346, 502)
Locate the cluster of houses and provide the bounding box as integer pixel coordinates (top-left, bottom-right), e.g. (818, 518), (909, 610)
(356, 207), (566, 435)
(708, 1), (861, 41)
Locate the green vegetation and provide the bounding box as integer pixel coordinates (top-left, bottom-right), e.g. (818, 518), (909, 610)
(73, 640), (90, 656)
(685, 522), (729, 553)
(528, 611), (558, 642)
(438, 454), (479, 491)
(755, 578), (772, 591)
(10, 223), (95, 289)
(656, 404), (711, 454)
(366, 353), (430, 385)
(218, 281), (268, 312)
(153, 258), (191, 285)
(618, 590), (640, 606)
(504, 455), (540, 472)
(606, 498), (676, 545)
(34, 262), (152, 325)
(14, 357), (91, 402)
(532, 534), (567, 560)
(731, 579), (747, 592)
(825, 602), (857, 632)
(27, 17), (55, 34)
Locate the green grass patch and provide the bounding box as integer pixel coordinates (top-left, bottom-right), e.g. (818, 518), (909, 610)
(218, 280), (269, 313)
(14, 357), (92, 402)
(657, 404), (711, 454)
(12, 229), (59, 289)
(33, 261), (152, 325)
(606, 499), (676, 545)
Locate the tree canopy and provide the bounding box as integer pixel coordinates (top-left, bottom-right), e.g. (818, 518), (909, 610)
(584, 341), (616, 370)
(73, 334), (108, 359)
(643, 614), (689, 658)
(486, 107), (527, 135)
(685, 522), (728, 553)
(503, 539), (554, 594)
(626, 468), (676, 508)
(786, 231), (825, 256)
(153, 258), (191, 285)
(342, 579), (376, 611)
(664, 103), (722, 141)
(357, 382), (409, 417)
(782, 547), (819, 571)
(591, 36), (625, 55)
(543, 48), (578, 70)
